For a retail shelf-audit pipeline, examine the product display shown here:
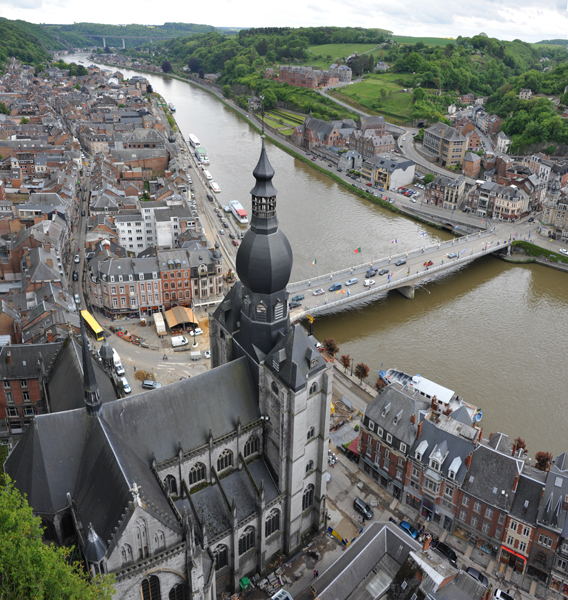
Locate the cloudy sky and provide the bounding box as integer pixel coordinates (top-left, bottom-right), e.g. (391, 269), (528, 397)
(1, 0), (567, 43)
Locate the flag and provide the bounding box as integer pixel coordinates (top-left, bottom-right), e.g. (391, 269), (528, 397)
(391, 239), (397, 244)
(311, 259), (316, 266)
(354, 247), (361, 254)
(461, 249), (467, 254)
(420, 231), (426, 237)
(336, 290), (345, 294)
(454, 225), (459, 229)
(347, 288), (351, 296)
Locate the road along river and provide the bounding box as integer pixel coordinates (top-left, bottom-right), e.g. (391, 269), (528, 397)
(67, 54), (568, 456)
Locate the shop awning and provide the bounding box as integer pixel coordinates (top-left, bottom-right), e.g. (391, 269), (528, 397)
(164, 306), (197, 329)
(347, 438), (360, 456)
(501, 546), (527, 563)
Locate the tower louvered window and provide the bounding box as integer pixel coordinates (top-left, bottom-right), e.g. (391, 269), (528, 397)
(242, 295), (251, 317)
(256, 302), (267, 322)
(274, 300), (284, 320)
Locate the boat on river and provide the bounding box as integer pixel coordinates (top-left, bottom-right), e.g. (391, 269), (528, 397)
(229, 200), (248, 224)
(195, 146), (209, 165)
(188, 133), (200, 147)
(168, 103), (176, 112)
(210, 181), (221, 193)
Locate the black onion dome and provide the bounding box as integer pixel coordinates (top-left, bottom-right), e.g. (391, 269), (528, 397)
(236, 229), (293, 295)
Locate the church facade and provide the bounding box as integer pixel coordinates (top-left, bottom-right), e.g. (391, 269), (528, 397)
(5, 140), (332, 600)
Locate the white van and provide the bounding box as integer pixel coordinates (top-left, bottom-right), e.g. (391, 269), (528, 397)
(171, 335), (189, 348)
(272, 591), (293, 600)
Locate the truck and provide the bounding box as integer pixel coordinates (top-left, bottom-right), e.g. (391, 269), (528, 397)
(190, 351), (201, 361)
(112, 348), (125, 376)
(154, 312), (166, 336)
(171, 335), (189, 348)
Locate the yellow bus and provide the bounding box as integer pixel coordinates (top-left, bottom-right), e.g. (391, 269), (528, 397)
(81, 310), (104, 342)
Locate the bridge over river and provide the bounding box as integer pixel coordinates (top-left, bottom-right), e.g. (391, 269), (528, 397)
(287, 230), (512, 322)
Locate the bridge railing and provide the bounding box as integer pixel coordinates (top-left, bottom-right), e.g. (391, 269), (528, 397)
(291, 240), (510, 322)
(287, 231), (496, 291)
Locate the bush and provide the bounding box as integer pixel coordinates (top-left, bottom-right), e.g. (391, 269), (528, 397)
(423, 173), (435, 184)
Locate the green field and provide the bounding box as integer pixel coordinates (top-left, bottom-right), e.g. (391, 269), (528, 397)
(391, 35), (456, 46)
(307, 43), (379, 68)
(328, 74), (414, 123)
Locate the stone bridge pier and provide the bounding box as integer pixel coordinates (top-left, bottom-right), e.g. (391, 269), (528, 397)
(397, 285), (415, 300)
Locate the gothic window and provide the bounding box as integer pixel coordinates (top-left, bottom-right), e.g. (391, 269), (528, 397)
(136, 518), (149, 559)
(242, 295), (251, 317)
(213, 544), (229, 570)
(217, 449), (233, 472)
(164, 475), (177, 496)
(306, 460), (314, 474)
(121, 543), (133, 565)
(265, 509), (280, 537)
(302, 485), (315, 511)
(154, 530), (165, 550)
(168, 585), (188, 600)
(274, 300), (284, 320)
(142, 575), (161, 600)
(188, 463), (206, 486)
(271, 381), (278, 395)
(307, 427), (315, 440)
(238, 526), (255, 555)
(244, 435), (259, 458)
(309, 382), (318, 394)
(256, 302), (267, 322)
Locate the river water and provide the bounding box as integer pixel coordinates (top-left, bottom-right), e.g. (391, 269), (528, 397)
(67, 54), (568, 456)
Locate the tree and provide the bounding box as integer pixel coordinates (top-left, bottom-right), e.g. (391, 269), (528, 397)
(0, 102), (9, 115)
(161, 60), (173, 73)
(20, 117), (30, 125)
(222, 84), (232, 98)
(535, 451), (553, 472)
(0, 476), (115, 599)
(339, 354), (351, 372)
(512, 437), (527, 456)
(188, 57), (200, 72)
(423, 173), (435, 184)
(374, 376), (385, 392)
(412, 87), (426, 103)
(354, 362), (370, 383)
(198, 69), (205, 79)
(545, 145), (555, 155)
(146, 84), (154, 94)
(323, 337), (339, 357)
(104, 45), (111, 54)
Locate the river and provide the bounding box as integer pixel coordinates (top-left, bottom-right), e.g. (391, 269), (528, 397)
(66, 54), (568, 457)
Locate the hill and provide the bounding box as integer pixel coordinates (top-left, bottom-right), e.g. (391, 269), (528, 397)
(0, 18), (52, 67)
(536, 39), (568, 47)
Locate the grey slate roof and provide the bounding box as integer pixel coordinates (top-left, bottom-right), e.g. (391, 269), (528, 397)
(538, 453), (568, 532)
(0, 342), (61, 380)
(461, 433), (524, 511)
(509, 469), (546, 525)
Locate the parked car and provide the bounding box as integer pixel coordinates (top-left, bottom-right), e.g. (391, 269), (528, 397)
(447, 252), (458, 258)
(345, 278), (358, 286)
(189, 327), (203, 337)
(410, 198), (416, 203)
(424, 260), (434, 267)
(364, 279), (375, 287)
(74, 254), (80, 263)
(329, 282), (342, 291)
(313, 288), (325, 296)
(493, 590), (514, 600)
(219, 229), (225, 235)
(353, 497), (374, 520)
(465, 567), (488, 588)
(559, 248), (568, 255)
(291, 294), (305, 302)
(528, 217), (534, 222)
(399, 520), (418, 539)
(115, 363), (125, 376)
(142, 380), (162, 390)
(232, 239), (239, 246)
(395, 259), (407, 266)
(81, 210), (86, 216)
(431, 540), (457, 565)
(288, 301), (301, 309)
(206, 194), (214, 202)
(72, 271), (78, 281)
(74, 293), (81, 305)
(229, 233), (235, 239)
(204, 350), (211, 359)
(120, 376), (131, 394)
(379, 268), (389, 276)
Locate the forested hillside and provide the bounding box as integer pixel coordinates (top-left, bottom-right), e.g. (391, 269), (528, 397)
(0, 18), (52, 66)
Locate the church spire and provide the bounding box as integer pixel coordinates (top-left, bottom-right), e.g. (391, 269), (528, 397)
(81, 316), (102, 415)
(249, 137), (279, 234)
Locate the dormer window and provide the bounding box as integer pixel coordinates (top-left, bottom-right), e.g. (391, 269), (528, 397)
(449, 470), (456, 480)
(430, 459), (441, 472)
(368, 420), (375, 432)
(381, 402), (391, 418)
(393, 409), (403, 425)
(309, 358), (318, 370)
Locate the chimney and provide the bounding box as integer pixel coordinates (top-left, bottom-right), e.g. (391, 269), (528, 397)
(417, 420), (423, 439)
(411, 414), (416, 425)
(513, 474), (519, 493)
(47, 330), (53, 342)
(6, 350), (11, 363)
(465, 452), (473, 469)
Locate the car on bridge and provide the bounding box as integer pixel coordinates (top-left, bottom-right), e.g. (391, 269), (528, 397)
(345, 278), (358, 286)
(366, 268), (378, 277)
(329, 282), (342, 291)
(364, 279), (375, 287)
(312, 288), (325, 296)
(395, 259), (407, 266)
(447, 252), (458, 258)
(292, 294), (305, 302)
(289, 301), (302, 309)
(424, 260), (433, 267)
(379, 268), (389, 276)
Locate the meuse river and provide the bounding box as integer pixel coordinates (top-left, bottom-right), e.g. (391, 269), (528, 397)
(67, 54), (568, 457)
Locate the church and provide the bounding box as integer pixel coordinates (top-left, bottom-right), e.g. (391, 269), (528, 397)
(5, 140), (333, 600)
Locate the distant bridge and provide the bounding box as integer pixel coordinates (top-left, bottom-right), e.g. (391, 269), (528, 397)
(287, 231), (512, 321)
(83, 34), (175, 49)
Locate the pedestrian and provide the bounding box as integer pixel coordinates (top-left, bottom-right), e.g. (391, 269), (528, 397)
(134, 365), (136, 371)
(313, 570), (317, 579)
(315, 571), (319, 578)
(308, 278), (311, 287)
(330, 274), (333, 281)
